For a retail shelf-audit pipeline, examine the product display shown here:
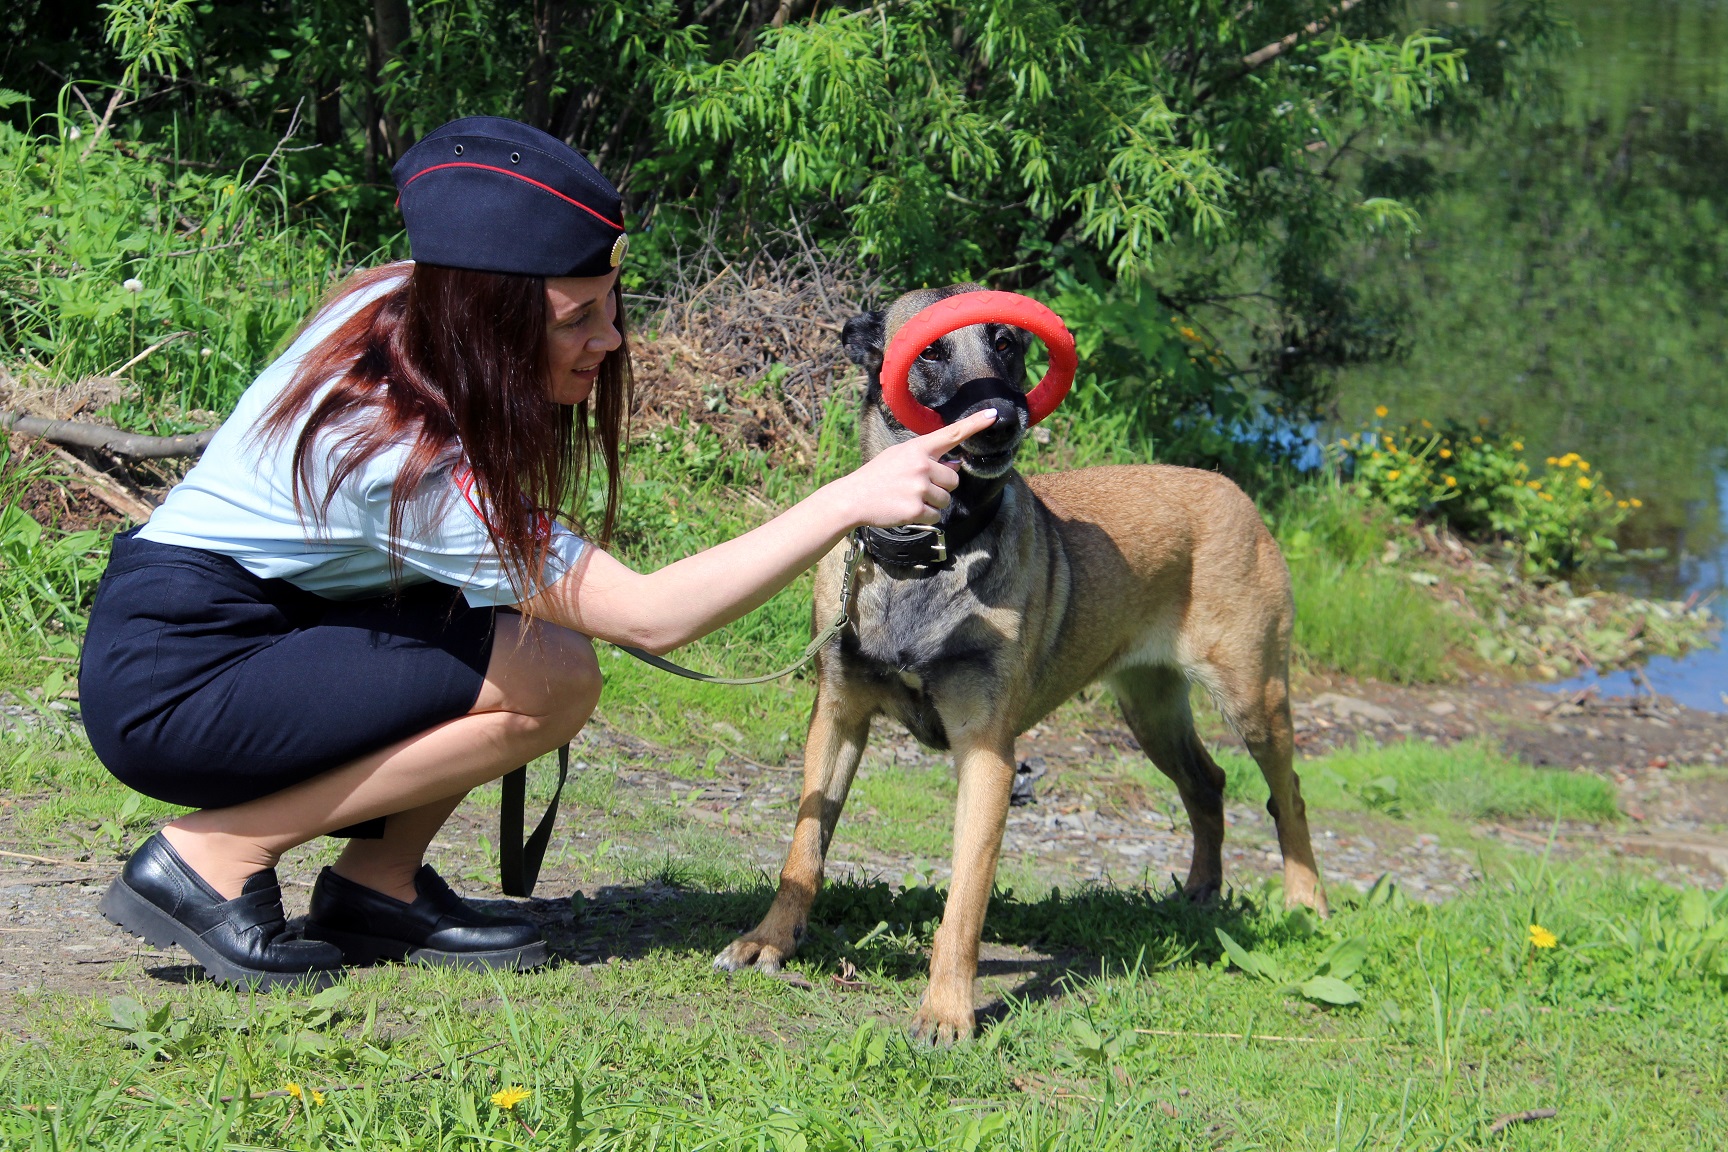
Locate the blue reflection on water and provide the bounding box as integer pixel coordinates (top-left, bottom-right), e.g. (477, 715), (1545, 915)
(1548, 470), (1727, 713)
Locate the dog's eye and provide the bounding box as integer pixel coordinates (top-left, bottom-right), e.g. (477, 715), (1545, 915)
(918, 344), (946, 362)
(994, 335), (1014, 353)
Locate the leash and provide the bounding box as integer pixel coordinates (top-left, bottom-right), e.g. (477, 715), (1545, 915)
(496, 536), (862, 896)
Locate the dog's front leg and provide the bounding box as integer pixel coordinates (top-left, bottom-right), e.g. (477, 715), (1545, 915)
(910, 733), (1016, 1046)
(714, 690), (872, 974)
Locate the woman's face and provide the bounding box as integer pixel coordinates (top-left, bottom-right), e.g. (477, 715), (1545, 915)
(545, 270), (622, 405)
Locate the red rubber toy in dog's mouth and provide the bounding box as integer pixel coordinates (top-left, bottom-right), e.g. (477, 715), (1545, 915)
(879, 290), (1078, 437)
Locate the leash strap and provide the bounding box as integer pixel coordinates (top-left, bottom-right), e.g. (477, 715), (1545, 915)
(616, 535), (862, 685)
(499, 742), (569, 897)
(496, 538), (863, 894)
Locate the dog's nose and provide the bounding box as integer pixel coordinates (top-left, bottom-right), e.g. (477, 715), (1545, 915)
(934, 377), (1027, 450)
(958, 398), (1024, 451)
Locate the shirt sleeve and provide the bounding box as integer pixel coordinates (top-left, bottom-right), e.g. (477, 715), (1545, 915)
(359, 455), (587, 609)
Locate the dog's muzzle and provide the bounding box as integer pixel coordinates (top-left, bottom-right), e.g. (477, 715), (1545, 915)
(935, 377), (1026, 452)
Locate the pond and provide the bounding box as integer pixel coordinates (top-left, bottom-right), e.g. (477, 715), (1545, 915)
(1335, 0), (1728, 709)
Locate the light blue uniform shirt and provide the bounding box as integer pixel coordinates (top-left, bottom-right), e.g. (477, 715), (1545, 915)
(140, 271), (585, 608)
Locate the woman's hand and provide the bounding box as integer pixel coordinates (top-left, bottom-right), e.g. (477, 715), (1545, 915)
(831, 409), (999, 528)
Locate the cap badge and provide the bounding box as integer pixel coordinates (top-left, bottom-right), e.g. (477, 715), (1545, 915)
(609, 233), (629, 268)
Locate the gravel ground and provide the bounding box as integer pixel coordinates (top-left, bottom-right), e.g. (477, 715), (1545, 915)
(2, 676), (1724, 998)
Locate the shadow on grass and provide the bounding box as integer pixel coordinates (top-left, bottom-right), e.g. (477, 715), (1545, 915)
(487, 873), (1284, 1012)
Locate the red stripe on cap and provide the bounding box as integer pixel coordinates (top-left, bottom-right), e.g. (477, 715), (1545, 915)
(402, 162), (624, 231)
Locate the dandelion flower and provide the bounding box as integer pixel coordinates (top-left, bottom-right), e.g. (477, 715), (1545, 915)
(1529, 924), (1558, 949)
(1443, 475), (1457, 487)
(285, 1082), (303, 1100)
(311, 1090), (326, 1106)
(1178, 326), (1198, 341)
(1578, 477), (1592, 489)
(491, 1086), (532, 1111)
(1546, 456), (1558, 466)
(1511, 440), (1524, 451)
(1541, 492), (1554, 502)
(122, 277), (143, 294)
(1374, 405), (1389, 418)
(1617, 500), (1629, 509)
(1471, 435), (1483, 444)
(1513, 479), (1525, 487)
(1421, 419), (1433, 429)
(1387, 470), (1401, 481)
(1527, 481), (1542, 492)
(1630, 498), (1643, 508)
(1578, 460), (1590, 471)
(1439, 448), (1452, 459)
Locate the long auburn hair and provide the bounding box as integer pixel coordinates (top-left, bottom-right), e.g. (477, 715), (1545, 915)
(259, 261), (630, 600)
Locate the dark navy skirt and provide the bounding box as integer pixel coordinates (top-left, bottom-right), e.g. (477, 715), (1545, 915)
(79, 531), (497, 818)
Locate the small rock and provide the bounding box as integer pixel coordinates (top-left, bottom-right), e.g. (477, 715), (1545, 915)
(1311, 693), (1397, 725)
(1425, 701), (1458, 716)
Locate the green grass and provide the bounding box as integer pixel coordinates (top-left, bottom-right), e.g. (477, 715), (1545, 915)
(4, 861), (1727, 1149)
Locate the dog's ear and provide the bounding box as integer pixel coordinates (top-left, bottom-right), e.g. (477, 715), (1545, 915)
(840, 311), (886, 371)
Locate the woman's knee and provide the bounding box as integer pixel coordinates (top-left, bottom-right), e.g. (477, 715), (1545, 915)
(477, 614), (602, 727)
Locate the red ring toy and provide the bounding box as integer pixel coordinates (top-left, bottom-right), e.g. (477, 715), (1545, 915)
(879, 291), (1077, 436)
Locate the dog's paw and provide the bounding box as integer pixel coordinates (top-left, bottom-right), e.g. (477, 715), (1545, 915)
(712, 936), (789, 974)
(908, 998), (975, 1047)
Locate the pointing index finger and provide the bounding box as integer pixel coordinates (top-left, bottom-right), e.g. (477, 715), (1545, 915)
(918, 409), (998, 454)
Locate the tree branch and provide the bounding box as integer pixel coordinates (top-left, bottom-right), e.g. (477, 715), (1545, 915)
(0, 413), (218, 459)
(1241, 0), (1363, 71)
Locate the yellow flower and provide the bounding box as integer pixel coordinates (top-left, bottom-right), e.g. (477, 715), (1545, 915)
(491, 1086), (532, 1111)
(1527, 481), (1542, 491)
(1443, 475), (1457, 487)
(285, 1083), (303, 1100)
(1541, 492), (1554, 502)
(1421, 419), (1433, 429)
(1511, 440), (1524, 451)
(1471, 435), (1483, 444)
(1630, 497), (1643, 508)
(1513, 479), (1525, 487)
(1578, 460), (1590, 471)
(1178, 325), (1198, 341)
(1529, 924), (1558, 949)
(1617, 500), (1629, 508)
(1386, 469), (1401, 481)
(311, 1090), (326, 1106)
(1374, 405), (1388, 418)
(1438, 448), (1452, 459)
(1546, 456), (1558, 465)
(1577, 476), (1592, 490)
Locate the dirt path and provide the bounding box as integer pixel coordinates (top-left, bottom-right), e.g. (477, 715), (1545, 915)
(2, 678), (1724, 999)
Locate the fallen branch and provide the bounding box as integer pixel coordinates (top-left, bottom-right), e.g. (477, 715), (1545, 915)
(0, 849), (80, 867)
(2, 413), (217, 460)
(1487, 1107), (1557, 1135)
(45, 445), (158, 522)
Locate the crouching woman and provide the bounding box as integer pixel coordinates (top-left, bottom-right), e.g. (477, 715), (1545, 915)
(79, 117), (992, 988)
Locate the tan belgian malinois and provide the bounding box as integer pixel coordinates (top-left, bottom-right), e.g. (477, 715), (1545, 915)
(714, 284), (1327, 1044)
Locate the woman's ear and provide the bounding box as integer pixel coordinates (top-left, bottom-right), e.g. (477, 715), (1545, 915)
(840, 311), (886, 371)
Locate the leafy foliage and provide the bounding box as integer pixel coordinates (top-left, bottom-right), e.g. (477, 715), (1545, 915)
(1342, 415), (1634, 574)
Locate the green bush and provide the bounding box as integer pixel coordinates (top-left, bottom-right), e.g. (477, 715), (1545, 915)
(1341, 414), (1634, 574)
(0, 118), (349, 430)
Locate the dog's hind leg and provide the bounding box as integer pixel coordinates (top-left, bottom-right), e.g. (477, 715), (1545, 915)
(714, 690), (873, 974)
(1109, 665), (1227, 902)
(1219, 666), (1328, 916)
(911, 730), (1017, 1047)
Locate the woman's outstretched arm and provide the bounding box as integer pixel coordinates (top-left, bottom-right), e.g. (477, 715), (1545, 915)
(521, 410), (996, 653)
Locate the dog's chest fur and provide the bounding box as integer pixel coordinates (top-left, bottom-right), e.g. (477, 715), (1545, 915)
(838, 488), (1035, 750)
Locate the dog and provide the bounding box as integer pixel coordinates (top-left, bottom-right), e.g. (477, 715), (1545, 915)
(714, 284), (1326, 1044)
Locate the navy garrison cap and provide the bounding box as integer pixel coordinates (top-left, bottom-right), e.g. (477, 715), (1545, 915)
(392, 116), (627, 278)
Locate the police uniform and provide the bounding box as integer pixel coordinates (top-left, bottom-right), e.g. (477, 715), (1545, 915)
(84, 117), (627, 988)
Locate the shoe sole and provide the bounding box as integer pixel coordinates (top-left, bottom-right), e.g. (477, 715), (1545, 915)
(99, 877), (341, 992)
(307, 926), (549, 972)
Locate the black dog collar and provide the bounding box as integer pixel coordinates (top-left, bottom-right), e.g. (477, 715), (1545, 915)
(857, 489), (1005, 573)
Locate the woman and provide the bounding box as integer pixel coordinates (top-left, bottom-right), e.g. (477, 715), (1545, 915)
(80, 116), (993, 988)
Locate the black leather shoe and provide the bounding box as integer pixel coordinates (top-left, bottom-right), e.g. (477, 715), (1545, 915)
(99, 833), (343, 990)
(305, 865), (547, 971)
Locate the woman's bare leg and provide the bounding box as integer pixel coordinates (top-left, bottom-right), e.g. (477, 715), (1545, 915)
(159, 616), (599, 899)
(326, 794), (468, 903)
